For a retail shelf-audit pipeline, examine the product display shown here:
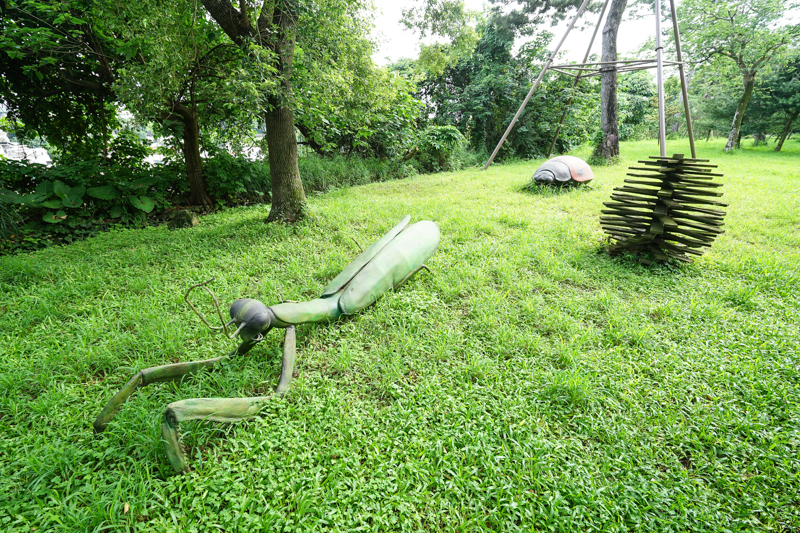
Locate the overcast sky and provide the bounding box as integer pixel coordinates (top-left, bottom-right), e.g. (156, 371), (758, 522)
(370, 0), (663, 66)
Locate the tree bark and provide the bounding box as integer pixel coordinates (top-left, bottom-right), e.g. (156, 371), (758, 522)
(775, 109), (800, 152)
(724, 72), (756, 152)
(592, 0), (628, 161)
(261, 3), (305, 222)
(166, 103), (213, 207)
(181, 109), (213, 207)
(265, 99), (305, 222)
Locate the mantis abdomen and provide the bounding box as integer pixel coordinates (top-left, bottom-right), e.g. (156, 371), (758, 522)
(268, 219), (440, 325)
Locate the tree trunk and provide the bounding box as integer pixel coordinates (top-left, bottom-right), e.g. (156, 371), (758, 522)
(265, 98), (305, 222)
(592, 0), (628, 161)
(181, 109), (213, 207)
(168, 103), (213, 207)
(201, 0), (306, 223)
(262, 3), (305, 223)
(724, 73), (756, 152)
(775, 109), (800, 152)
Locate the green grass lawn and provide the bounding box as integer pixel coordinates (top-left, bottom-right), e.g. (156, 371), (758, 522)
(1, 138), (799, 531)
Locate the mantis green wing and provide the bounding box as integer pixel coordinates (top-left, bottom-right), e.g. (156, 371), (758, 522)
(320, 215), (411, 297)
(339, 220), (440, 314)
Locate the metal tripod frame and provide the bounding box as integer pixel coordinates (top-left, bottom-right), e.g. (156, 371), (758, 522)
(482, 0), (697, 170)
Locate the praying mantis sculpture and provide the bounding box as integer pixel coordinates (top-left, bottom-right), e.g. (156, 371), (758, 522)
(93, 216), (440, 473)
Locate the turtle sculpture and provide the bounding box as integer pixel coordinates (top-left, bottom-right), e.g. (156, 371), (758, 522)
(93, 215), (440, 473)
(531, 155), (594, 186)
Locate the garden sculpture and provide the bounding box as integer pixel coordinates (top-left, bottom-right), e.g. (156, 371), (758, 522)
(600, 154), (726, 263)
(531, 155), (594, 186)
(597, 0), (726, 263)
(93, 215), (440, 473)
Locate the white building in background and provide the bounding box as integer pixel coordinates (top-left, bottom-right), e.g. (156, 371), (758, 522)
(0, 129), (53, 165)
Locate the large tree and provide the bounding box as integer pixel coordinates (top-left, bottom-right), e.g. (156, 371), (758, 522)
(679, 0), (800, 151)
(200, 0), (307, 222)
(0, 0), (118, 159)
(0, 0), (232, 205)
(753, 51), (800, 152)
(99, 0), (255, 207)
(769, 55), (800, 152)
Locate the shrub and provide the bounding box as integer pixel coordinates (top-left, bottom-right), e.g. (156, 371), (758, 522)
(299, 154), (414, 193)
(203, 151), (271, 205)
(410, 125), (471, 174)
(0, 157), (184, 253)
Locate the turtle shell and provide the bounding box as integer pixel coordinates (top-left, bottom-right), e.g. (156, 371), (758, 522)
(532, 156), (594, 185)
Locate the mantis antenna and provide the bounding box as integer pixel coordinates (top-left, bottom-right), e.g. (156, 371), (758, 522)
(184, 276), (231, 336)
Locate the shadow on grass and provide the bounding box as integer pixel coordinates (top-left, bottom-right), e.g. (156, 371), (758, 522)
(571, 244), (703, 280)
(520, 183), (596, 196)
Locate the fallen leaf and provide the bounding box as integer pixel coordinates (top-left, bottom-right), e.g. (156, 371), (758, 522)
(124, 502), (129, 515)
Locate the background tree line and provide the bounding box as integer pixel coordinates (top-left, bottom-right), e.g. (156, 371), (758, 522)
(0, 0), (798, 252)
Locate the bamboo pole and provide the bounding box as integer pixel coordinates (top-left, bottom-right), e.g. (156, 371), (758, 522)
(483, 0), (592, 170)
(655, 0), (667, 157)
(550, 59), (683, 70)
(547, 0), (612, 157)
(550, 58), (656, 68)
(669, 0), (697, 157)
(573, 62), (684, 77)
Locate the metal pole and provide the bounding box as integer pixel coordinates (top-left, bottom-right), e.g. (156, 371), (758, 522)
(655, 0), (667, 157)
(483, 0), (592, 170)
(547, 0), (611, 157)
(669, 0), (697, 158)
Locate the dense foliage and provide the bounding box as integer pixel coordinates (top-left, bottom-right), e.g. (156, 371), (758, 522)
(678, 0), (800, 150)
(0, 0), (119, 158)
(396, 20), (601, 161)
(2, 0), (799, 252)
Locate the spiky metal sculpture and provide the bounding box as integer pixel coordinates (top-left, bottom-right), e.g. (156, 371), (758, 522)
(600, 154), (726, 263)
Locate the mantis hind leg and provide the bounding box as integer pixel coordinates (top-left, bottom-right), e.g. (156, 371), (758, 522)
(93, 340), (258, 433)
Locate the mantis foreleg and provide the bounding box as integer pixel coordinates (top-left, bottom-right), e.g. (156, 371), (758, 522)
(160, 326), (298, 473)
(93, 339), (258, 433)
(275, 326), (296, 397)
(161, 396), (272, 473)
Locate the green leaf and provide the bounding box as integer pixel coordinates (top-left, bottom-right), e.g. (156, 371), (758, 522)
(61, 185), (85, 208)
(20, 194), (43, 207)
(109, 204), (125, 218)
(0, 188), (25, 204)
(53, 180), (70, 200)
(86, 186), (119, 200)
(128, 195), (155, 213)
(40, 199), (63, 209)
(33, 181), (54, 202)
(42, 210), (67, 224)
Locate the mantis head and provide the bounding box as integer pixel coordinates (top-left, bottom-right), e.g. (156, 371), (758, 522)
(228, 299), (274, 342)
